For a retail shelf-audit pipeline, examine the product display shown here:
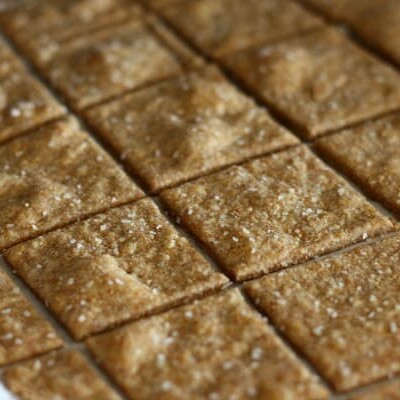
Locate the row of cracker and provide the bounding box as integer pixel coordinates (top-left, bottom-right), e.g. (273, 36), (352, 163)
(4, 228), (400, 399)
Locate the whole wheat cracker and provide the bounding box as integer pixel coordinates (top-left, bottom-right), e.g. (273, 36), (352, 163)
(161, 146), (394, 281)
(87, 289), (328, 399)
(0, 116), (142, 250)
(222, 27), (400, 139)
(85, 65), (298, 191)
(5, 199), (228, 339)
(244, 234), (400, 391)
(43, 20), (190, 109)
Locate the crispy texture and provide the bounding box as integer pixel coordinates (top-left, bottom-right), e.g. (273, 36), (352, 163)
(350, 380), (400, 400)
(87, 289), (328, 400)
(4, 350), (121, 400)
(85, 66), (298, 191)
(150, 0), (322, 57)
(43, 20), (187, 109)
(315, 114), (400, 215)
(0, 268), (62, 366)
(222, 27), (400, 139)
(244, 234), (400, 391)
(0, 116), (141, 250)
(161, 146), (393, 281)
(5, 199), (228, 339)
(0, 71), (65, 143)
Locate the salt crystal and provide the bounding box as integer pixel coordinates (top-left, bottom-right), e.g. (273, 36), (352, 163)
(10, 107), (21, 117)
(390, 322), (398, 333)
(160, 380), (172, 391)
(251, 347), (263, 361)
(184, 310), (193, 319)
(313, 326), (324, 336)
(77, 314), (86, 323)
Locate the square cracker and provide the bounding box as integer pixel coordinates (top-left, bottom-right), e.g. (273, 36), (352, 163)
(350, 380), (400, 400)
(244, 234), (400, 391)
(87, 289), (328, 399)
(5, 199), (228, 339)
(0, 71), (66, 144)
(85, 66), (298, 192)
(149, 0), (322, 57)
(315, 114), (400, 215)
(42, 20), (192, 110)
(4, 350), (121, 400)
(0, 116), (142, 250)
(0, 267), (62, 366)
(222, 27), (400, 139)
(161, 146), (393, 281)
